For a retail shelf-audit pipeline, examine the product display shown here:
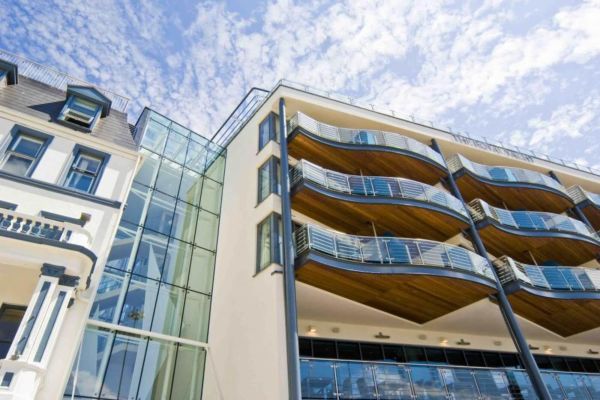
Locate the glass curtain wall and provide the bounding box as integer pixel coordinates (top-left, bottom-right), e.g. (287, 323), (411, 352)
(65, 110), (225, 400)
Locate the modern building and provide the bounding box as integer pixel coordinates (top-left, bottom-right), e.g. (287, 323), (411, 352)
(1, 51), (600, 400)
(0, 54), (140, 399)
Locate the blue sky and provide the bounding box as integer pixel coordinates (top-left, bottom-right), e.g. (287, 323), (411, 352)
(1, 0), (599, 169)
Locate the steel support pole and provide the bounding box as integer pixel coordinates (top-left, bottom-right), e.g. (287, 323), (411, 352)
(279, 98), (302, 400)
(431, 139), (551, 400)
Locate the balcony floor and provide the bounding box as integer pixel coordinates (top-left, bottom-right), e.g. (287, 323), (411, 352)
(477, 223), (600, 265)
(455, 173), (573, 213)
(581, 204), (600, 231)
(292, 184), (470, 241)
(295, 253), (496, 324)
(288, 130), (446, 185)
(504, 286), (600, 337)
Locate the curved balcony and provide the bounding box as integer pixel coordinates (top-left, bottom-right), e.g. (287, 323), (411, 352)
(448, 154), (573, 213)
(290, 160), (470, 241)
(569, 186), (600, 230)
(294, 224), (496, 323)
(496, 257), (600, 336)
(470, 199), (600, 265)
(287, 112), (447, 185)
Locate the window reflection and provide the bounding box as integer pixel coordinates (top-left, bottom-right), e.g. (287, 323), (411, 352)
(171, 345), (206, 400)
(132, 229), (168, 280)
(195, 210), (219, 251)
(137, 339), (177, 400)
(155, 159), (183, 197)
(188, 247), (215, 294)
(145, 192), (176, 235)
(119, 275), (159, 331)
(100, 334), (146, 399)
(162, 239), (193, 288)
(181, 291), (210, 342)
(105, 222), (139, 271)
(171, 201), (198, 243)
(90, 268), (126, 323)
(64, 328), (111, 397)
(151, 283), (186, 337)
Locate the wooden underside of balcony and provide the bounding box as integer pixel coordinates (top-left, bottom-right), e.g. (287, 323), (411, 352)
(581, 204), (600, 231)
(454, 173), (573, 213)
(507, 290), (600, 337)
(295, 257), (496, 324)
(478, 223), (600, 265)
(288, 130), (446, 185)
(292, 186), (469, 241)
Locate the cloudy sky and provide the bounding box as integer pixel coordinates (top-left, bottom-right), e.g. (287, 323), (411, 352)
(1, 0), (599, 169)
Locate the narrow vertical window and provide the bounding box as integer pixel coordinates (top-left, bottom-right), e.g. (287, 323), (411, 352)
(257, 157), (281, 203)
(256, 214), (282, 272)
(64, 148), (108, 194)
(258, 112), (279, 151)
(0, 133), (48, 176)
(34, 290), (67, 362)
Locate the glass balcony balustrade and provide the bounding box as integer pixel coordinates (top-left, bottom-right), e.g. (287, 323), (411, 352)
(288, 112), (446, 168)
(496, 257), (600, 292)
(569, 186), (600, 208)
(300, 358), (600, 400)
(470, 199), (600, 242)
(448, 154), (567, 194)
(291, 160), (469, 218)
(294, 224), (495, 281)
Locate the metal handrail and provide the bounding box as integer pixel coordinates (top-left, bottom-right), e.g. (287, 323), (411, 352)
(469, 199), (600, 241)
(291, 159), (468, 218)
(0, 49), (130, 112)
(294, 224), (495, 281)
(568, 186), (600, 207)
(448, 154), (567, 194)
(495, 256), (600, 292)
(288, 112), (446, 167)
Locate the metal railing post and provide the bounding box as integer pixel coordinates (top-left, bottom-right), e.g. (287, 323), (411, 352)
(431, 139), (552, 400)
(278, 98), (302, 400)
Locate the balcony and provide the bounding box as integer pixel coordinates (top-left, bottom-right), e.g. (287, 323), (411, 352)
(496, 257), (600, 337)
(569, 186), (600, 231)
(290, 160), (470, 241)
(294, 224), (496, 323)
(470, 199), (600, 265)
(300, 358), (600, 400)
(0, 207), (94, 283)
(287, 112), (447, 185)
(448, 155), (573, 213)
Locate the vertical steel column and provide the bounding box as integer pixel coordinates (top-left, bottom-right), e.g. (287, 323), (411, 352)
(431, 140), (551, 400)
(549, 170), (595, 228)
(278, 98), (302, 400)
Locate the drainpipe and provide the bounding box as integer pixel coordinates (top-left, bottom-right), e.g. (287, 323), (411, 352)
(549, 171), (595, 228)
(431, 140), (551, 400)
(278, 98), (302, 400)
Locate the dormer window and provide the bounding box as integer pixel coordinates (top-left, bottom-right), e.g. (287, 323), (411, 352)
(57, 85), (112, 132)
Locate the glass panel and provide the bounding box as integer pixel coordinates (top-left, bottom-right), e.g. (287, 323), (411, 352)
(445, 350), (466, 366)
(163, 130), (188, 164)
(119, 275), (159, 331)
(405, 347), (427, 363)
(505, 370), (537, 400)
(361, 343), (384, 361)
(170, 344), (206, 400)
(179, 169), (203, 204)
(106, 222), (139, 271)
(100, 334), (146, 399)
(557, 373), (591, 400)
(201, 178), (222, 214)
(425, 348), (446, 365)
(464, 351), (486, 367)
(2, 154), (32, 175)
(373, 364), (413, 399)
(122, 183), (150, 226)
(90, 268), (126, 323)
(141, 120), (169, 153)
(439, 368), (479, 399)
(34, 290), (67, 361)
(409, 365), (446, 399)
(473, 369), (511, 400)
(144, 192), (176, 235)
(541, 372), (566, 400)
(171, 201), (198, 243)
(137, 339), (176, 400)
(66, 170), (95, 192)
(132, 229), (168, 280)
(74, 154), (101, 174)
(134, 150), (160, 187)
(64, 328), (111, 397)
(335, 361), (377, 399)
(337, 342), (361, 360)
(299, 339), (313, 357)
(155, 159), (182, 197)
(300, 359), (337, 399)
(180, 290), (211, 342)
(195, 210), (219, 251)
(205, 153), (225, 183)
(313, 340), (337, 359)
(383, 345), (406, 363)
(161, 239), (193, 288)
(188, 247), (215, 294)
(581, 374), (600, 399)
(186, 139), (208, 173)
(13, 135), (43, 157)
(151, 283), (185, 337)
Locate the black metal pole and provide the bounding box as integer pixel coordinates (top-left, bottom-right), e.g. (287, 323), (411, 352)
(279, 97), (302, 400)
(431, 139), (551, 400)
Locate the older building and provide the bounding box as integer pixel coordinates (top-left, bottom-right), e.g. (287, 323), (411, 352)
(0, 53), (140, 399)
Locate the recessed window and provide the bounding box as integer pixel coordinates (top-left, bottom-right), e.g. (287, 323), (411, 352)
(0, 69), (6, 83)
(257, 156), (281, 203)
(258, 112), (279, 151)
(64, 147), (109, 194)
(256, 213), (282, 272)
(0, 132), (50, 177)
(58, 96), (101, 130)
